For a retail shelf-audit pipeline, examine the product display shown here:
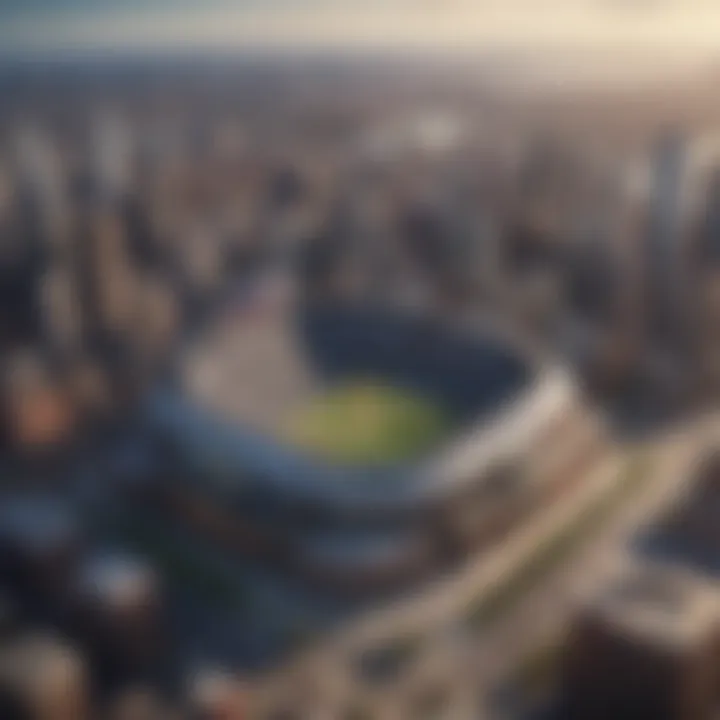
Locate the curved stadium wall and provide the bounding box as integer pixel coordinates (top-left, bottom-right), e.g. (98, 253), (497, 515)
(146, 306), (599, 593)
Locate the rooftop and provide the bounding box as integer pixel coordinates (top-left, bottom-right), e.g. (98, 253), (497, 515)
(587, 560), (720, 651)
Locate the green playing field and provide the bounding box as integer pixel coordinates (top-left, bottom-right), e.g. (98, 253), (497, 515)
(283, 380), (451, 465)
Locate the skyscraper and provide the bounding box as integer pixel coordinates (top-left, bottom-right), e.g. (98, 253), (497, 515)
(645, 130), (687, 344)
(92, 113), (134, 204)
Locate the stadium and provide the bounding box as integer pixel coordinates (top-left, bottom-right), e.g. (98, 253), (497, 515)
(146, 276), (600, 593)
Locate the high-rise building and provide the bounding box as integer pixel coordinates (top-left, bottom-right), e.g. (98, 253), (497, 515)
(697, 168), (720, 264)
(645, 131), (687, 344)
(92, 113), (134, 204)
(40, 264), (85, 361)
(564, 561), (720, 720)
(0, 634), (89, 720)
(14, 126), (72, 257)
(77, 209), (137, 348)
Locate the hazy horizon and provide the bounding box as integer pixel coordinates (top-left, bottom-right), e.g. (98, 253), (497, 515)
(2, 0), (720, 66)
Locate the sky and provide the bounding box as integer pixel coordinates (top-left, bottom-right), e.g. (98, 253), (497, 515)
(2, 0), (720, 62)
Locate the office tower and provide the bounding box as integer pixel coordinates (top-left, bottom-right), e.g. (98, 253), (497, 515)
(564, 561), (720, 720)
(1, 128), (68, 344)
(178, 224), (224, 304)
(77, 209), (137, 348)
(645, 131), (687, 343)
(66, 358), (112, 424)
(0, 248), (42, 346)
(14, 125), (71, 253)
(0, 159), (15, 242)
(92, 113), (134, 204)
(131, 273), (180, 372)
(0, 634), (89, 720)
(697, 168), (720, 263)
(40, 263), (85, 361)
(267, 164), (304, 212)
(657, 449), (720, 559)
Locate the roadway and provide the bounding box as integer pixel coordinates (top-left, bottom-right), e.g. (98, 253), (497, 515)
(474, 415), (717, 716)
